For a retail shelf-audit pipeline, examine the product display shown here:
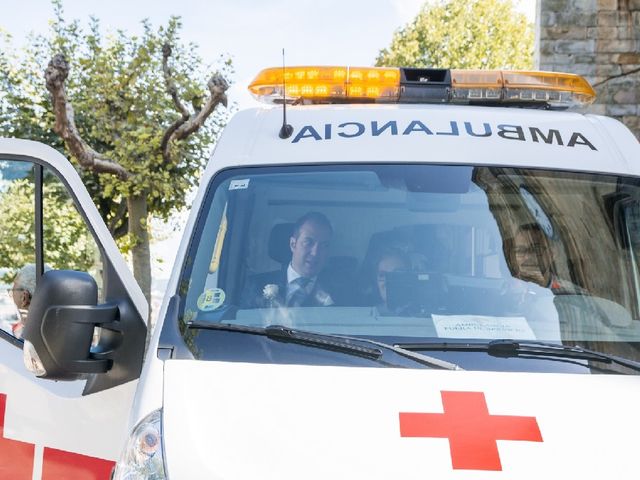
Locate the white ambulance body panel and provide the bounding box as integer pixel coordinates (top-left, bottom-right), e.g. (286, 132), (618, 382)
(162, 362), (640, 479)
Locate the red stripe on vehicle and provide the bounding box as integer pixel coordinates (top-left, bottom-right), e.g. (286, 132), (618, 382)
(42, 447), (115, 480)
(0, 393), (35, 479)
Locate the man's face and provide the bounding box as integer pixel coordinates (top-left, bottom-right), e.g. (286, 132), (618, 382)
(290, 220), (332, 277)
(11, 280), (29, 310)
(513, 229), (551, 286)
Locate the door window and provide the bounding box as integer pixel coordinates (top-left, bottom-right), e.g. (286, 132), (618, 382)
(0, 158), (103, 340)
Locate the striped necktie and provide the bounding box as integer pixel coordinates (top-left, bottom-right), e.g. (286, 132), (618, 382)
(286, 277), (311, 306)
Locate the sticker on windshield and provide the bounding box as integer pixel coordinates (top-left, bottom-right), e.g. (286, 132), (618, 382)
(197, 288), (226, 311)
(432, 315), (536, 340)
(229, 179), (250, 190)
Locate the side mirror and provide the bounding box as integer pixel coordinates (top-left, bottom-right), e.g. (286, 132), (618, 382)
(22, 270), (122, 380)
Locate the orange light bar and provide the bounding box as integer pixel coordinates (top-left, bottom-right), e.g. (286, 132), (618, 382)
(451, 69), (596, 107)
(249, 66), (596, 108)
(248, 66), (400, 103)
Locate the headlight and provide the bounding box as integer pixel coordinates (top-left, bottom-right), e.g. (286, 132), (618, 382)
(112, 409), (167, 480)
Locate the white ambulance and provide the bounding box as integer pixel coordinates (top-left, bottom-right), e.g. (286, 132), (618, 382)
(1, 66), (640, 479)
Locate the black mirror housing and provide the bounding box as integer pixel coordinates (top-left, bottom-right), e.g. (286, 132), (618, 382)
(23, 270), (118, 380)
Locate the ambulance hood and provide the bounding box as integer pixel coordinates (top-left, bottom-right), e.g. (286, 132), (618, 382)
(162, 360), (640, 479)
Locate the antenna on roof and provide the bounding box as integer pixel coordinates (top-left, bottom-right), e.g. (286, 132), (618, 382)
(279, 48), (293, 139)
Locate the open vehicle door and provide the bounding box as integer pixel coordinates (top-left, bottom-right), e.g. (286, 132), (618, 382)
(0, 138), (147, 479)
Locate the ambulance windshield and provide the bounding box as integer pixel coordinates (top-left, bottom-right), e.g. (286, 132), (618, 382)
(178, 165), (640, 373)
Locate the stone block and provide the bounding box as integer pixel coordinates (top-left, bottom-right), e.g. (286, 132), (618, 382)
(539, 41), (555, 56)
(616, 53), (640, 64)
(617, 26), (638, 40)
(608, 76), (637, 90)
(587, 27), (600, 39)
(597, 11), (618, 27)
(597, 0), (617, 9)
(621, 64), (640, 74)
(573, 54), (596, 63)
(540, 11), (556, 27)
(596, 85), (616, 103)
(571, 0), (598, 10)
(634, 12), (640, 27)
(554, 62), (592, 75)
(594, 27), (618, 39)
(542, 0), (575, 11)
(539, 54), (577, 68)
(575, 64), (598, 75)
(606, 104), (638, 116)
(542, 26), (588, 40)
(555, 39), (596, 54)
(595, 63), (623, 76)
(618, 10), (633, 26)
(614, 89), (638, 104)
(556, 12), (598, 27)
(621, 116), (640, 129)
(597, 39), (638, 52)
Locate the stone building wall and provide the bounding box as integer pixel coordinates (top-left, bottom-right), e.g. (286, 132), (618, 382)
(538, 0), (640, 139)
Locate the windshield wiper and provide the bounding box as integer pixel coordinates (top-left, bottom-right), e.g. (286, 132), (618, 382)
(395, 339), (640, 373)
(187, 322), (461, 370)
(188, 321), (382, 360)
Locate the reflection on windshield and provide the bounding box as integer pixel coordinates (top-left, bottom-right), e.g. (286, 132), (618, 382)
(179, 165), (640, 372)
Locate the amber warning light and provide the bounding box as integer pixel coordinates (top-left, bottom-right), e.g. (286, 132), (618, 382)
(248, 66), (596, 109)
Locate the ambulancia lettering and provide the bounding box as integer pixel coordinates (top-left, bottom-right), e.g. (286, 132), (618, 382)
(291, 120), (597, 150)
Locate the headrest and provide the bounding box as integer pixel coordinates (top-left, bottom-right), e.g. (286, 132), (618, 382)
(268, 223), (294, 264)
(326, 256), (358, 273)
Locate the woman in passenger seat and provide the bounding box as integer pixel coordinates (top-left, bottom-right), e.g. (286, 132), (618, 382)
(373, 249), (411, 315)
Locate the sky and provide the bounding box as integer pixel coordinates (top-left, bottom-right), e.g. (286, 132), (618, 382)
(1, 0), (536, 284)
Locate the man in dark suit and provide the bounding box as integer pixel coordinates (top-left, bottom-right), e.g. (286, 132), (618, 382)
(241, 212), (336, 308)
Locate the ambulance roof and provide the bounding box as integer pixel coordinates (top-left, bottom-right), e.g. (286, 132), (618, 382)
(210, 104), (640, 177)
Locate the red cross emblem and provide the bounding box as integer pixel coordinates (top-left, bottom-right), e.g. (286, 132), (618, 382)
(399, 391), (543, 471)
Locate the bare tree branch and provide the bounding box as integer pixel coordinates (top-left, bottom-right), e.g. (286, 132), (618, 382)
(593, 66), (640, 88)
(162, 43), (190, 119)
(161, 43), (190, 164)
(160, 43), (228, 164)
(172, 73), (229, 140)
(44, 54), (130, 180)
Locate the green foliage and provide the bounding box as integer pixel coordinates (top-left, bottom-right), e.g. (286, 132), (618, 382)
(0, 1), (232, 237)
(0, 176), (98, 282)
(376, 0), (534, 69)
(0, 179), (35, 277)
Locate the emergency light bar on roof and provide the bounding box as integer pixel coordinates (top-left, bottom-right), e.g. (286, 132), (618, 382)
(248, 66), (596, 109)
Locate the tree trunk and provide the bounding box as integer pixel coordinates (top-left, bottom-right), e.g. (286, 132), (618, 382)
(127, 195), (152, 319)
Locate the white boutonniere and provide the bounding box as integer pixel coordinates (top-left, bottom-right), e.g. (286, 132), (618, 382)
(314, 289), (334, 306)
(263, 284), (279, 301)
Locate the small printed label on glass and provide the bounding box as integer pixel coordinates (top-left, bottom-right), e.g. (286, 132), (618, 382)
(432, 315), (536, 340)
(229, 179), (250, 190)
